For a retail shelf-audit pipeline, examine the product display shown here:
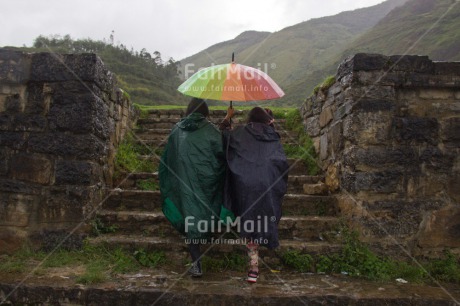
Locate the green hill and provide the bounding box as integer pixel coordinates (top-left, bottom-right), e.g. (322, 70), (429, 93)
(4, 35), (187, 106)
(340, 0), (460, 61)
(180, 0), (409, 106)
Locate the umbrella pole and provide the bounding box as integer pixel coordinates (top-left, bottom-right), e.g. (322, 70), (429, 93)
(229, 100), (233, 125)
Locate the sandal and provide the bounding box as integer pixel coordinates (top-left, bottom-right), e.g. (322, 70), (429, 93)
(247, 270), (259, 283)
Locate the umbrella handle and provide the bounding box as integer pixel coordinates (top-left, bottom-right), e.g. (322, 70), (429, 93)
(229, 100), (233, 125)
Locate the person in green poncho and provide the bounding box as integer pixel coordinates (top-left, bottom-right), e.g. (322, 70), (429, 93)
(159, 98), (230, 277)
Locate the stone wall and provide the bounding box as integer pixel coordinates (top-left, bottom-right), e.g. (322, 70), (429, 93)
(0, 49), (134, 253)
(301, 53), (460, 257)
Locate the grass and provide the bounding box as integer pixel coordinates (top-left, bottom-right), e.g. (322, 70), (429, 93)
(133, 103), (295, 118)
(313, 75), (336, 95)
(201, 253), (247, 272)
(137, 178), (159, 191)
(0, 243), (167, 285)
(114, 132), (157, 175)
(281, 227), (460, 284)
(91, 218), (119, 236)
(283, 109), (320, 175)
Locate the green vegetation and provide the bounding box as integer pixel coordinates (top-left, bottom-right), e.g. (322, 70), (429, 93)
(282, 228), (460, 284)
(11, 34), (186, 106)
(282, 251), (314, 273)
(137, 178), (159, 191)
(201, 253), (247, 272)
(91, 218), (118, 236)
(0, 243), (167, 285)
(114, 132), (156, 176)
(283, 109), (319, 175)
(313, 75), (336, 95)
(133, 249), (166, 268)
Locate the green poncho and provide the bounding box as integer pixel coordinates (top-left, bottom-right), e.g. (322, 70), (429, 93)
(159, 113), (227, 239)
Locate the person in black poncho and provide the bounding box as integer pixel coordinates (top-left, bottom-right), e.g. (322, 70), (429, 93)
(220, 107), (289, 283)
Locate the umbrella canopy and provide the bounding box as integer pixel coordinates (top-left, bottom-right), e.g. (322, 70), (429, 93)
(178, 62), (285, 101)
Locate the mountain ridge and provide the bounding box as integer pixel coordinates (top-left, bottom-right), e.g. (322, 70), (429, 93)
(179, 0), (410, 106)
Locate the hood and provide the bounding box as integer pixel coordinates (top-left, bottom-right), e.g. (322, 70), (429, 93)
(245, 122), (280, 142)
(176, 112), (208, 131)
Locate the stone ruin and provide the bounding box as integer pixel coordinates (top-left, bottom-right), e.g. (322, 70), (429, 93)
(301, 53), (460, 257)
(0, 49), (459, 258)
(0, 49), (134, 252)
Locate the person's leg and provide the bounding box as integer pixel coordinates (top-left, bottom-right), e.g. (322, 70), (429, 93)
(247, 241), (259, 283)
(188, 242), (203, 277)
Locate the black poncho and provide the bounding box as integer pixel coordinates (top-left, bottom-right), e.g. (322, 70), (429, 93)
(224, 122), (289, 249)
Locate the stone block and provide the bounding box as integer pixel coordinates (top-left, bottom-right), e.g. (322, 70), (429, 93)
(28, 133), (107, 160)
(388, 55), (434, 74)
(435, 62), (460, 76)
(418, 207), (460, 248)
(48, 93), (110, 140)
(418, 89), (455, 100)
(0, 49), (32, 84)
(343, 112), (392, 145)
(55, 160), (101, 186)
(303, 182), (327, 195)
(39, 186), (96, 224)
(30, 53), (114, 92)
(304, 116), (320, 137)
(327, 83), (342, 96)
(448, 173), (460, 202)
(0, 132), (28, 150)
(391, 117), (439, 145)
(343, 146), (418, 171)
(319, 133), (328, 161)
(334, 102), (352, 120)
(12, 113), (47, 132)
(0, 193), (39, 227)
(0, 113), (12, 130)
(329, 121), (343, 153)
(420, 147), (455, 173)
(441, 117), (460, 145)
(0, 178), (42, 195)
(353, 99), (396, 113)
(9, 154), (53, 185)
(319, 106), (333, 128)
(337, 54), (389, 79)
(341, 170), (402, 193)
(25, 82), (52, 115)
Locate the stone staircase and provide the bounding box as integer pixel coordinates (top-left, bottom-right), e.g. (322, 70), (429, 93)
(88, 109), (342, 265)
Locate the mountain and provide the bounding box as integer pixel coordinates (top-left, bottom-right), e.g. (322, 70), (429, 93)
(180, 0), (409, 106)
(340, 0), (460, 61)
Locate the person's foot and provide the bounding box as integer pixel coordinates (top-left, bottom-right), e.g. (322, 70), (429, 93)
(247, 270), (259, 283)
(188, 260), (203, 277)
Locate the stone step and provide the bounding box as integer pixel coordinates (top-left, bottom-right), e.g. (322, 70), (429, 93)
(102, 189), (162, 211)
(103, 190), (338, 216)
(88, 234), (342, 257)
(282, 194), (337, 216)
(133, 127), (297, 140)
(116, 172), (325, 195)
(95, 210), (340, 241)
(287, 158), (310, 176)
(287, 175), (323, 193)
(136, 117), (288, 130)
(115, 172), (158, 190)
(135, 138), (296, 149)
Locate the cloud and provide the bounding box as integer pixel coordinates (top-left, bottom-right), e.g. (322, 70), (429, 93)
(0, 0), (385, 60)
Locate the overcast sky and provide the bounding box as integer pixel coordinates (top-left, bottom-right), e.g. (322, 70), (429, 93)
(1, 0), (385, 60)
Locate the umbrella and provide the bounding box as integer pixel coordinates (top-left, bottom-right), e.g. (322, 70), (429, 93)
(178, 53), (284, 107)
